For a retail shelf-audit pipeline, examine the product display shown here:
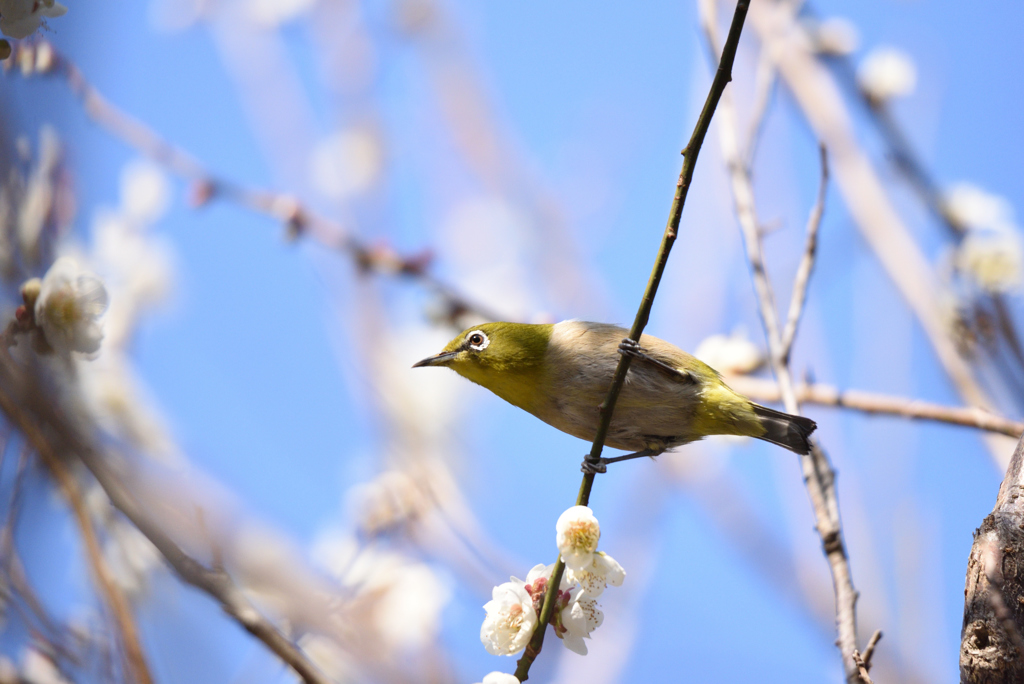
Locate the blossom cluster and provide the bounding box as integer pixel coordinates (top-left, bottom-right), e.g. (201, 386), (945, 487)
(479, 505), (624, 666)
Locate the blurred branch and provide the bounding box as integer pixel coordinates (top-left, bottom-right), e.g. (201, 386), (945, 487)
(833, 38), (1024, 405)
(0, 352), (334, 684)
(26, 41), (503, 326)
(514, 0), (752, 678)
(728, 375), (1024, 437)
(779, 145), (827, 363)
(701, 2), (866, 680)
(36, 450), (153, 684)
(961, 433), (1024, 683)
(748, 1), (1019, 468)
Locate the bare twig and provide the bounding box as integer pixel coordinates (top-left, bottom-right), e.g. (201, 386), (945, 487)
(743, 45), (778, 167)
(727, 375), (1024, 437)
(862, 629), (883, 669)
(513, 1), (752, 679)
(779, 145), (828, 363)
(701, 3), (866, 680)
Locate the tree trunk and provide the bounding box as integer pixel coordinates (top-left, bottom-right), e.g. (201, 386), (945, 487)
(961, 431), (1024, 682)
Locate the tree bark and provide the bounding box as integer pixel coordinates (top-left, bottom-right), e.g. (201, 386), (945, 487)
(962, 431), (1024, 682)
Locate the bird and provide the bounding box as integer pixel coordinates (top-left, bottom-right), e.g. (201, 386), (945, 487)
(413, 320), (816, 471)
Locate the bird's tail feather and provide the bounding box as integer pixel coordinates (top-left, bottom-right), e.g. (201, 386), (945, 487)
(752, 404), (817, 454)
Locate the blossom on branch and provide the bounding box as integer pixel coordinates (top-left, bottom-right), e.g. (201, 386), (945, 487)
(557, 588), (604, 656)
(857, 47), (916, 103)
(480, 578), (537, 656)
(475, 672), (520, 684)
(555, 505), (600, 573)
(565, 551), (626, 599)
(31, 257), (109, 355)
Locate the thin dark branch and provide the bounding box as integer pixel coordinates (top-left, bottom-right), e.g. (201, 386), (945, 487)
(513, 0), (751, 678)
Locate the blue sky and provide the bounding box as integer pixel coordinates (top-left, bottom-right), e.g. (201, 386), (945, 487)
(3, 0), (1024, 682)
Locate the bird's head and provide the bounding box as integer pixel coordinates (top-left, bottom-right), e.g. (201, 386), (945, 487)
(413, 322), (553, 405)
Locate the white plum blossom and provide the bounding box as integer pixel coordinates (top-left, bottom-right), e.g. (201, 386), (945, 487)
(556, 506), (600, 573)
(475, 673), (520, 684)
(480, 578), (537, 656)
(804, 17), (859, 57)
(33, 257), (110, 355)
(557, 588), (604, 656)
(20, 648), (69, 684)
(943, 183), (1016, 234)
(525, 562), (572, 592)
(694, 331), (764, 375)
(957, 230), (1024, 294)
(565, 551), (625, 599)
(310, 126), (383, 200)
(857, 47), (916, 103)
(120, 159), (170, 224)
(0, 0), (67, 39)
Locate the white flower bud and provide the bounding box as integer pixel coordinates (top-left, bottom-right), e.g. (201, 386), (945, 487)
(957, 230), (1024, 294)
(555, 506), (600, 573)
(694, 332), (763, 375)
(857, 47), (916, 103)
(476, 673), (520, 684)
(480, 579), (537, 656)
(33, 257), (109, 355)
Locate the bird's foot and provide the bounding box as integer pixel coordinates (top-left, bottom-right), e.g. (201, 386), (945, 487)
(617, 338), (693, 382)
(581, 448), (661, 474)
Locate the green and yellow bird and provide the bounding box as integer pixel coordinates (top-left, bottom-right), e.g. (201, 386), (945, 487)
(413, 320), (816, 469)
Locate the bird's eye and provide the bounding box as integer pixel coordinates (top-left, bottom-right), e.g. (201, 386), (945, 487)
(466, 330), (489, 351)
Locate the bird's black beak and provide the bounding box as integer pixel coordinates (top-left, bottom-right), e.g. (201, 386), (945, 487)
(412, 351), (457, 368)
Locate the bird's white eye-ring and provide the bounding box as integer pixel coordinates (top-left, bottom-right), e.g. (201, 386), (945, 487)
(466, 330), (489, 351)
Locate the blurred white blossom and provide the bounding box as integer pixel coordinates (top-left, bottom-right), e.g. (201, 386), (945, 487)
(249, 0), (316, 26)
(310, 127), (383, 200)
(556, 506), (600, 573)
(348, 469), (427, 536)
(313, 533), (450, 650)
(0, 656), (15, 684)
(18, 126), (63, 266)
(565, 551), (625, 599)
(33, 257), (109, 355)
(804, 17), (859, 56)
(120, 159), (170, 224)
(297, 634), (353, 682)
(476, 672), (520, 684)
(857, 47), (916, 103)
(957, 230), (1024, 294)
(481, 578), (537, 656)
(943, 183), (1016, 233)
(694, 331), (764, 375)
(557, 588), (603, 656)
(103, 521), (162, 598)
(20, 648), (68, 684)
(0, 0), (67, 39)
